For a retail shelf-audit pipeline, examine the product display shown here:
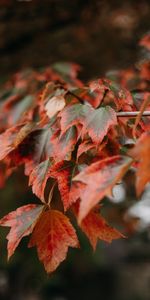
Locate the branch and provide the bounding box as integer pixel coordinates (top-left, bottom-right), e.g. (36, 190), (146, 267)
(116, 111), (150, 117)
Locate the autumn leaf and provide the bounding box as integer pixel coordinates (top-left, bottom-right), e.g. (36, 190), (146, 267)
(60, 103), (93, 133)
(50, 126), (77, 162)
(52, 62), (82, 85)
(132, 92), (150, 135)
(128, 131), (150, 196)
(8, 95), (35, 125)
(0, 93), (35, 128)
(28, 209), (79, 273)
(0, 204), (44, 259)
(60, 103), (117, 144)
(45, 95), (66, 118)
(73, 203), (123, 250)
(139, 33), (150, 50)
(29, 159), (53, 202)
(67, 86), (105, 108)
(0, 35), (149, 274)
(74, 155), (132, 222)
(48, 161), (82, 210)
(82, 106), (117, 144)
(29, 159), (83, 208)
(0, 122), (35, 161)
(22, 127), (54, 169)
(77, 140), (95, 160)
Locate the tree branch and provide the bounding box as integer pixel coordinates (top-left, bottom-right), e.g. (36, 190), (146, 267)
(116, 111), (150, 117)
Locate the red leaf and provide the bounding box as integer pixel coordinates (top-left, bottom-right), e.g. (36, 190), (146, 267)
(50, 126), (77, 162)
(74, 155), (132, 222)
(139, 33), (150, 50)
(73, 203), (124, 250)
(52, 62), (82, 86)
(0, 123), (35, 161)
(60, 103), (93, 133)
(29, 159), (52, 202)
(77, 140), (95, 160)
(0, 94), (35, 128)
(23, 127), (54, 168)
(0, 204), (43, 259)
(49, 161), (81, 210)
(82, 106), (117, 144)
(129, 131), (150, 196)
(60, 104), (117, 144)
(28, 209), (79, 273)
(29, 160), (83, 209)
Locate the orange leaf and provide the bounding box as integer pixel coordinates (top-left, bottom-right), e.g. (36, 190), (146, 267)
(60, 104), (117, 144)
(0, 123), (35, 161)
(129, 131), (150, 196)
(28, 210), (79, 273)
(73, 203), (124, 250)
(0, 204), (43, 259)
(77, 140), (95, 160)
(74, 155), (132, 222)
(49, 161), (82, 210)
(139, 33), (150, 51)
(50, 126), (77, 162)
(132, 93), (150, 138)
(29, 159), (52, 203)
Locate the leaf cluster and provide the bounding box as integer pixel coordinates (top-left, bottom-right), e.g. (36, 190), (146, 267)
(0, 35), (150, 273)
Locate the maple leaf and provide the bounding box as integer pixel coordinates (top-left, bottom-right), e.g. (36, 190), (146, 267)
(74, 155), (132, 222)
(50, 126), (77, 162)
(73, 203), (124, 250)
(0, 122), (35, 161)
(60, 103), (93, 133)
(60, 103), (117, 144)
(82, 106), (117, 144)
(0, 93), (35, 128)
(22, 127), (54, 170)
(45, 95), (66, 118)
(7, 95), (35, 125)
(48, 161), (83, 210)
(28, 209), (79, 273)
(132, 93), (150, 137)
(128, 131), (150, 196)
(0, 204), (43, 259)
(29, 159), (83, 208)
(29, 159), (52, 202)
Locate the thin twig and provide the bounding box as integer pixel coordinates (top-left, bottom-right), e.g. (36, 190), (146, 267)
(68, 91), (84, 104)
(116, 111), (150, 117)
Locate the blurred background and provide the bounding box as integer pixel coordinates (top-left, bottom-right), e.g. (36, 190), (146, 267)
(0, 1), (150, 299)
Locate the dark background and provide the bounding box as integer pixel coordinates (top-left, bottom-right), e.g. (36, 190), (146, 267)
(0, 0), (150, 81)
(0, 1), (150, 300)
